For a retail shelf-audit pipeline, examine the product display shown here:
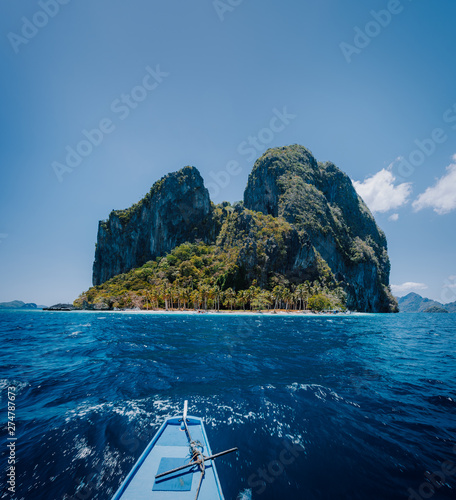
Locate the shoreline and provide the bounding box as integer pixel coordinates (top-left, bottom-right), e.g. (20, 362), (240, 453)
(40, 308), (366, 317)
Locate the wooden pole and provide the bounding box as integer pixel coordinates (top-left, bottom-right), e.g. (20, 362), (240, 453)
(155, 448), (238, 479)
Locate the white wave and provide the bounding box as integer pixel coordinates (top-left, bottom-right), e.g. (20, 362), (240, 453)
(64, 397), (175, 425)
(73, 436), (92, 460)
(237, 489), (252, 500)
(0, 379), (29, 392)
(286, 382), (360, 407)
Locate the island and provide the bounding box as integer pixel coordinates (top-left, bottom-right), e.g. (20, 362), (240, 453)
(397, 293), (456, 313)
(74, 145), (398, 313)
(0, 301), (44, 310)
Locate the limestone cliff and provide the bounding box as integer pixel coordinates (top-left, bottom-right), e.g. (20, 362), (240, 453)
(214, 204), (317, 289)
(92, 166), (212, 285)
(244, 145), (396, 312)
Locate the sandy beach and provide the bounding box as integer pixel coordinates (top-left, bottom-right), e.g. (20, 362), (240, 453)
(62, 308), (360, 317)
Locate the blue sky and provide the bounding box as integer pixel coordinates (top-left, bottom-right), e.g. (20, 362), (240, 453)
(0, 0), (455, 305)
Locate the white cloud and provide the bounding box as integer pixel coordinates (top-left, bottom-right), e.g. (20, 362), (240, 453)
(391, 282), (428, 295)
(388, 213), (399, 221)
(413, 156), (456, 215)
(353, 168), (412, 213)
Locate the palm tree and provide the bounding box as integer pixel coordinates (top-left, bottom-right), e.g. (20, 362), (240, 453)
(295, 284), (307, 310)
(237, 290), (248, 311)
(246, 285), (259, 310)
(213, 285), (221, 311)
(311, 280), (321, 296)
(303, 281), (312, 310)
(180, 287), (191, 310)
(200, 284), (210, 310)
(290, 290), (297, 310)
(283, 288), (292, 310)
(170, 284), (180, 310)
(142, 288), (150, 310)
(162, 283), (171, 311)
(251, 290), (272, 311)
(263, 290), (273, 310)
(150, 286), (159, 309)
(208, 286), (217, 311)
(272, 285), (285, 311)
(224, 288), (236, 310)
(190, 289), (200, 310)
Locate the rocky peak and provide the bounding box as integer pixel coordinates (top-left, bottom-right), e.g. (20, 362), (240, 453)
(243, 145), (396, 312)
(92, 166), (212, 285)
(244, 145), (321, 216)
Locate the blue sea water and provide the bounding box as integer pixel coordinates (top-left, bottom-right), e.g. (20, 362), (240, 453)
(1, 310), (455, 500)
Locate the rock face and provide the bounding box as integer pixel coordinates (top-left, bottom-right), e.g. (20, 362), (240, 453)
(43, 303), (76, 311)
(92, 166), (213, 285)
(244, 145), (396, 312)
(214, 205), (311, 289)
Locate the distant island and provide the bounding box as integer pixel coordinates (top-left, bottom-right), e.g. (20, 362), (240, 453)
(74, 145), (398, 313)
(0, 300), (46, 310)
(397, 292), (456, 313)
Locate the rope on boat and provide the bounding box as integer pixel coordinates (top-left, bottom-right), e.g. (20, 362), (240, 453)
(181, 401), (205, 500)
(154, 401), (238, 500)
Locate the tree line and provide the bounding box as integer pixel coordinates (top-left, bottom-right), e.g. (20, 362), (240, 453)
(76, 278), (346, 312)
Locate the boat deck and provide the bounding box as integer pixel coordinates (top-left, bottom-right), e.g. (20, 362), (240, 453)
(112, 417), (224, 500)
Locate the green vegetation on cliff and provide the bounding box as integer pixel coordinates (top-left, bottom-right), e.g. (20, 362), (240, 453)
(75, 240), (346, 312)
(104, 166), (197, 228)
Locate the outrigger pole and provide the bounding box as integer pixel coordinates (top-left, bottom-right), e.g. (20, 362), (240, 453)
(155, 447), (239, 479)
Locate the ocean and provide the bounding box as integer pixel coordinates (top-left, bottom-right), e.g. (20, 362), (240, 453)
(1, 310), (455, 500)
